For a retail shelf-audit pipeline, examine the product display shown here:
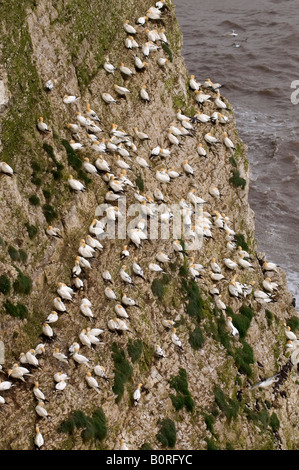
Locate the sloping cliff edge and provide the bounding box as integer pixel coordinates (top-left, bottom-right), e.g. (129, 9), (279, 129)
(0, 0), (298, 450)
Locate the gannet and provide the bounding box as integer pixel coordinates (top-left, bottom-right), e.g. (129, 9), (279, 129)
(162, 319), (176, 329)
(94, 365), (109, 380)
(223, 258), (238, 270)
(108, 176), (125, 193)
(88, 327), (104, 337)
(68, 175), (86, 192)
(121, 294), (139, 308)
(78, 329), (92, 348)
(253, 288), (273, 303)
(71, 347), (91, 367)
(70, 140), (84, 151)
(42, 323), (54, 339)
(132, 258), (146, 279)
(95, 157), (111, 173)
(114, 318), (132, 333)
(120, 265), (133, 284)
(53, 348), (68, 364)
(115, 304), (129, 318)
(87, 329), (103, 346)
(210, 258), (221, 273)
(193, 110), (210, 123)
(79, 240), (95, 258)
(156, 251), (170, 263)
(263, 277), (278, 293)
(284, 325), (297, 341)
(168, 131), (180, 146)
(114, 84), (131, 96)
(140, 85), (150, 102)
(187, 189), (207, 205)
(157, 57), (168, 67)
(105, 286), (118, 301)
(237, 254), (254, 269)
(56, 380), (67, 391)
(54, 372), (69, 382)
(194, 90), (211, 104)
(33, 382), (46, 401)
(0, 162), (14, 176)
(63, 95), (79, 104)
(215, 295), (226, 311)
(57, 282), (74, 301)
(120, 439), (129, 450)
(136, 15), (148, 25)
(119, 62), (135, 77)
(103, 57), (116, 74)
(123, 20), (137, 35)
(87, 121), (102, 134)
(204, 133), (219, 144)
(134, 127), (150, 140)
(46, 310), (60, 324)
(86, 235), (103, 251)
(86, 372), (101, 394)
(37, 117), (51, 133)
(209, 271), (226, 281)
(53, 297), (67, 313)
(8, 364), (32, 382)
(155, 344), (166, 358)
(159, 147), (171, 157)
(171, 328), (183, 350)
(35, 427), (44, 449)
(149, 262), (166, 273)
(133, 383), (142, 404)
(262, 261), (279, 273)
(215, 92), (228, 110)
(121, 245), (130, 259)
(45, 78), (56, 91)
(223, 132), (235, 150)
(251, 374), (279, 390)
(188, 74), (200, 90)
(35, 343), (46, 355)
(35, 402), (49, 419)
(227, 317), (239, 337)
(147, 7), (162, 20)
(197, 143), (207, 157)
(0, 396), (6, 404)
(102, 92), (118, 104)
(0, 380), (13, 391)
(134, 56), (148, 70)
(73, 277), (83, 290)
(156, 168), (170, 183)
(46, 225), (62, 238)
(176, 109), (190, 122)
(209, 185), (221, 198)
(80, 303), (94, 321)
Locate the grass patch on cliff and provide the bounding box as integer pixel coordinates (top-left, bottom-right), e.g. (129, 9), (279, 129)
(127, 339), (143, 363)
(169, 368), (195, 412)
(3, 300), (28, 319)
(58, 408), (107, 444)
(0, 275), (11, 295)
(25, 223), (38, 239)
(13, 267), (32, 295)
(229, 169), (246, 189)
(214, 386), (239, 423)
(157, 418), (176, 448)
(112, 342), (133, 403)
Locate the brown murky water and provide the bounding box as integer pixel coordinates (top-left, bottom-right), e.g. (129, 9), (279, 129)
(174, 0), (299, 306)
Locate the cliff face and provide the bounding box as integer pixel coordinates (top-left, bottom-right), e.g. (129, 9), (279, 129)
(0, 0), (298, 450)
